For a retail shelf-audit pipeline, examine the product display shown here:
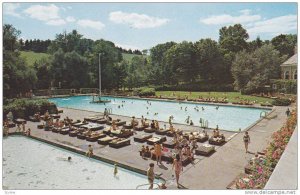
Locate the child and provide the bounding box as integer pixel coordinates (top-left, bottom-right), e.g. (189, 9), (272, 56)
(86, 145), (93, 158)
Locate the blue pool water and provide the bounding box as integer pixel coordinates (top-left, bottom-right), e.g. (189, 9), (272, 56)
(49, 96), (270, 131)
(3, 136), (162, 189)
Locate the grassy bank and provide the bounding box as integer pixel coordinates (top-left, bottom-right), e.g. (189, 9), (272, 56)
(155, 91), (272, 104)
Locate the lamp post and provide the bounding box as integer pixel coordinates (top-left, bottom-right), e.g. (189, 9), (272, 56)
(99, 53), (102, 98)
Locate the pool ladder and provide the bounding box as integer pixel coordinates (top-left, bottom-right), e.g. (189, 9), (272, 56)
(200, 118), (208, 128)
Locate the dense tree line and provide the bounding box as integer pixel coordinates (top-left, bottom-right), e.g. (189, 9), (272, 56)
(3, 23), (297, 98)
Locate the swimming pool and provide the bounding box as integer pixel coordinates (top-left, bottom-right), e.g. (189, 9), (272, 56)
(3, 136), (161, 189)
(49, 96), (270, 131)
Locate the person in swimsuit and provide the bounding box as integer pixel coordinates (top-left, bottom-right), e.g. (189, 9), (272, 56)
(86, 144), (93, 158)
(147, 163), (155, 189)
(155, 143), (162, 164)
(243, 131), (250, 153)
(172, 154), (183, 188)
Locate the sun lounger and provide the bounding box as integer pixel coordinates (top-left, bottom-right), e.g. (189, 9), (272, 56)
(134, 125), (146, 131)
(52, 127), (61, 133)
(114, 129), (134, 138)
(86, 132), (106, 142)
(28, 116), (40, 122)
(95, 118), (107, 124)
(123, 123), (133, 129)
(84, 116), (103, 123)
(161, 151), (174, 163)
(73, 122), (88, 128)
(147, 136), (167, 145)
(37, 124), (44, 129)
(196, 133), (209, 143)
(15, 118), (26, 124)
(155, 128), (170, 135)
(181, 155), (192, 166)
(8, 121), (16, 128)
(116, 121), (126, 126)
(162, 140), (176, 149)
(81, 123), (104, 131)
(109, 138), (130, 148)
(76, 130), (90, 139)
(144, 127), (156, 133)
(50, 114), (60, 119)
(97, 136), (118, 145)
(134, 134), (153, 143)
(209, 137), (226, 146)
(69, 128), (84, 137)
(59, 128), (72, 135)
(195, 144), (215, 156)
(166, 130), (182, 137)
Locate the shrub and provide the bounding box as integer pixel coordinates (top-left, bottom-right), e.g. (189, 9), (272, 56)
(272, 98), (291, 106)
(3, 98), (58, 119)
(133, 87), (155, 97)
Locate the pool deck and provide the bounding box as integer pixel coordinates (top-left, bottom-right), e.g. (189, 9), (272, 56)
(5, 105), (290, 189)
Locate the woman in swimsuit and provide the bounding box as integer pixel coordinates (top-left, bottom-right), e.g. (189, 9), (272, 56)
(172, 154), (183, 188)
(243, 132), (250, 153)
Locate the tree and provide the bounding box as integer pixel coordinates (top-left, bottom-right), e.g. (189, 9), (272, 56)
(3, 24), (37, 97)
(232, 44), (284, 94)
(34, 57), (52, 89)
(219, 24), (249, 53)
(271, 34), (297, 57)
(194, 38), (225, 83)
(164, 41), (197, 84)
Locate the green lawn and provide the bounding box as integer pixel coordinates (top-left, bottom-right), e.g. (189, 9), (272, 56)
(20, 51), (50, 66)
(155, 91), (272, 104)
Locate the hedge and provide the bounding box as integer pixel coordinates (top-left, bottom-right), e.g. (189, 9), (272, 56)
(133, 87), (155, 97)
(3, 98), (58, 120)
(272, 98), (291, 106)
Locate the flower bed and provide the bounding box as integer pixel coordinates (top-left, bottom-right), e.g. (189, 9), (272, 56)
(235, 110), (297, 189)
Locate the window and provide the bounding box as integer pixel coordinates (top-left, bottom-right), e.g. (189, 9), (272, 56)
(294, 71), (297, 80)
(284, 71), (290, 80)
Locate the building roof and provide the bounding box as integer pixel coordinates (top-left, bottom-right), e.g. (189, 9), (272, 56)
(281, 54), (297, 67)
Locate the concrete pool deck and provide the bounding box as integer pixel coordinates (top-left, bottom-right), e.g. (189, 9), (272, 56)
(4, 105), (291, 189)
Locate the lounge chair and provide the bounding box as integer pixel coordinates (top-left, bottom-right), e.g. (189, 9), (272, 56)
(51, 127), (61, 133)
(144, 127), (155, 133)
(73, 121), (88, 128)
(59, 127), (72, 135)
(209, 137), (226, 146)
(69, 128), (84, 137)
(86, 132), (106, 142)
(161, 151), (174, 163)
(95, 118), (107, 124)
(8, 121), (16, 128)
(37, 124), (44, 129)
(28, 116), (40, 122)
(195, 144), (215, 156)
(112, 129), (134, 138)
(195, 133), (209, 143)
(166, 130), (182, 137)
(155, 128), (170, 135)
(134, 125), (146, 131)
(123, 123), (133, 129)
(50, 114), (61, 119)
(76, 130), (90, 139)
(97, 136), (118, 145)
(162, 140), (176, 149)
(84, 116), (103, 123)
(14, 118), (27, 124)
(81, 123), (104, 131)
(134, 134), (153, 143)
(109, 138), (130, 148)
(147, 136), (167, 145)
(181, 155), (192, 166)
(116, 121), (126, 126)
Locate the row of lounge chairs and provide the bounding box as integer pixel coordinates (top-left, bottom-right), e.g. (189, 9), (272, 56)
(40, 115), (133, 149)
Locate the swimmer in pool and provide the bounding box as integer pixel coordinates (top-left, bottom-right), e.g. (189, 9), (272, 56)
(114, 163), (118, 176)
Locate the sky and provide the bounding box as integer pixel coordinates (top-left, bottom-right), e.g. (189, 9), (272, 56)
(3, 2), (298, 50)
